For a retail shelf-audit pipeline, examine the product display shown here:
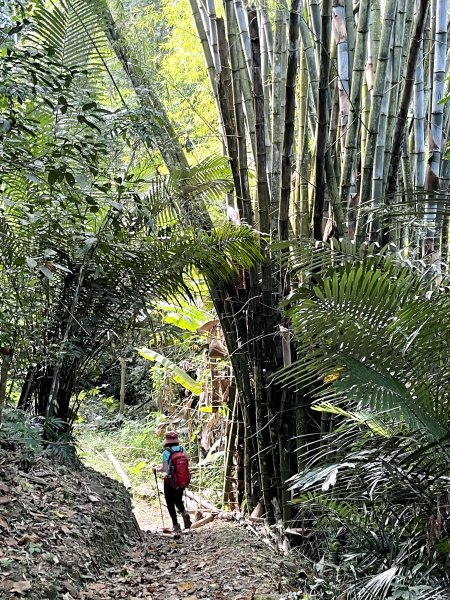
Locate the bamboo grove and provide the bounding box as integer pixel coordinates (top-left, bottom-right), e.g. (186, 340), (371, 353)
(185, 0), (450, 525)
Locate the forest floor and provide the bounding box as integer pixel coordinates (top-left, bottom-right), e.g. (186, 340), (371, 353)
(95, 500), (299, 600)
(0, 442), (300, 600)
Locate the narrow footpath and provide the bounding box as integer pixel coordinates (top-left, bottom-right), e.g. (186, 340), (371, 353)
(85, 500), (298, 600)
(0, 445), (299, 600)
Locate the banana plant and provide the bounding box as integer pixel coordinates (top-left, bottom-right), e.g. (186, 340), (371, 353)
(138, 348), (203, 395)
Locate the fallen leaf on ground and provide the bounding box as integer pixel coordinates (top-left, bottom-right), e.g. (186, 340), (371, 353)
(2, 580), (14, 591)
(0, 496), (11, 504)
(87, 583), (107, 592)
(18, 534), (40, 546)
(0, 516), (8, 530)
(177, 581), (194, 593)
(62, 581), (79, 598)
(10, 580), (32, 594)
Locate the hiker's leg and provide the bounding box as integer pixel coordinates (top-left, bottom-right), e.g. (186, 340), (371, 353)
(164, 485), (178, 527)
(173, 488), (186, 515)
(174, 488), (191, 529)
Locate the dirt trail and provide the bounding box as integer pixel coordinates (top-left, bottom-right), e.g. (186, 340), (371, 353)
(82, 499), (298, 600)
(0, 444), (299, 600)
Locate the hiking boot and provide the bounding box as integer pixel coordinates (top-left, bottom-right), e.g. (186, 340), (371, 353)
(182, 513), (192, 530)
(172, 523), (181, 533)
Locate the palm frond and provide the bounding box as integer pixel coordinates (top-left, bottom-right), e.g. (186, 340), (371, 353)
(169, 154), (234, 202)
(282, 242), (450, 444)
(28, 0), (109, 72)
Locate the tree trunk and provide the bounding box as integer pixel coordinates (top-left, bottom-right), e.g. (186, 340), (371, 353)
(0, 349), (13, 424)
(119, 357), (126, 414)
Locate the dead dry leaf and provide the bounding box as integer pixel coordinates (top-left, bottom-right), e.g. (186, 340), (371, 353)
(18, 534), (40, 546)
(10, 580), (32, 594)
(0, 516), (9, 530)
(177, 581), (194, 593)
(60, 524), (71, 534)
(87, 583), (106, 592)
(0, 496), (11, 504)
(2, 580), (14, 591)
(62, 580), (79, 598)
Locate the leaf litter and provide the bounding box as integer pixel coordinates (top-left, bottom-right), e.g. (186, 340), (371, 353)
(0, 442), (298, 600)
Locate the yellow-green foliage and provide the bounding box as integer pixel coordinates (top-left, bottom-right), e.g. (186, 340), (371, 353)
(116, 0), (220, 159)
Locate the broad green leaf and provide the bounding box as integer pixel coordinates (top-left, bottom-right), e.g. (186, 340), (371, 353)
(138, 348), (202, 395)
(157, 302), (214, 332)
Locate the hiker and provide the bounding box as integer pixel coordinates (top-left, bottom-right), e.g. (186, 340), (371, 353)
(153, 431), (192, 532)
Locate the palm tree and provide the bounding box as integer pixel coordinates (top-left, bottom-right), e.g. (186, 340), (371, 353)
(283, 239), (450, 598)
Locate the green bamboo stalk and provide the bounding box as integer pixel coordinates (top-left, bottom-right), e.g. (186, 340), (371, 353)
(189, 0), (219, 95)
(271, 2), (289, 234)
(438, 45), (450, 191)
(370, 0), (382, 83)
(206, 0), (221, 73)
(427, 0), (448, 184)
(371, 54), (392, 221)
(226, 0), (254, 226)
(326, 148), (346, 237)
(344, 0), (355, 81)
(328, 39), (340, 175)
(383, 0), (410, 189)
(260, 12), (272, 177)
(366, 15), (374, 94)
(361, 82), (370, 159)
(313, 0), (332, 240)
(402, 137), (414, 204)
(332, 0), (350, 154)
(385, 0), (430, 200)
(413, 6), (426, 189)
(260, 0), (274, 68)
(226, 0), (257, 163)
(439, 90), (450, 192)
(424, 0), (435, 143)
(309, 0), (322, 67)
(339, 0), (370, 214)
(298, 43), (311, 238)
(299, 5), (319, 109)
(358, 0), (397, 226)
(198, 0), (211, 42)
(233, 0), (253, 81)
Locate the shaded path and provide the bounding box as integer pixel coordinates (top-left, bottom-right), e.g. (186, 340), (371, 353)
(80, 500), (298, 600)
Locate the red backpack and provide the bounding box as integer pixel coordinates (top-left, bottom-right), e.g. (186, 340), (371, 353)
(167, 448), (191, 489)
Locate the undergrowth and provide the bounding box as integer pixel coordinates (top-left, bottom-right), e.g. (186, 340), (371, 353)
(0, 408), (76, 463)
(76, 417), (162, 501)
(76, 412), (225, 506)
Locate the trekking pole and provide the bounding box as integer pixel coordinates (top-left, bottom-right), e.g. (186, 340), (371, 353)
(153, 469), (165, 528)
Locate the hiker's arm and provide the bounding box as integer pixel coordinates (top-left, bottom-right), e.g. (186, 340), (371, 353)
(153, 452), (169, 474)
